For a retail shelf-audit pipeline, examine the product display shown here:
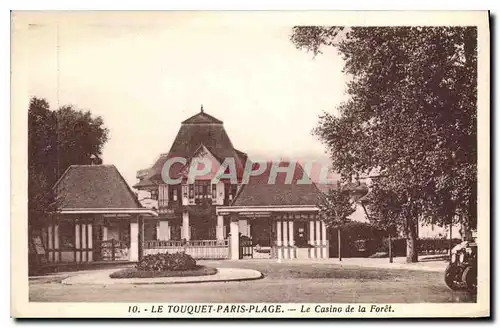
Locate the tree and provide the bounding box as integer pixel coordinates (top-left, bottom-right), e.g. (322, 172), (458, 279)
(55, 105), (108, 177)
(28, 98), (57, 231)
(28, 97), (109, 234)
(291, 26), (477, 262)
(360, 180), (408, 262)
(317, 187), (356, 261)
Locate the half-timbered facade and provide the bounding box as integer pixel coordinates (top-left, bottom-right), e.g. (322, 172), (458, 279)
(134, 108), (330, 260)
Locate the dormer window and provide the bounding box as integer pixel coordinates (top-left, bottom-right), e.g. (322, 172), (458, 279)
(194, 180), (210, 199)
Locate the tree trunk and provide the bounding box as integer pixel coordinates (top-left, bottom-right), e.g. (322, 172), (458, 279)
(338, 228), (342, 261)
(405, 216), (418, 263)
(388, 234), (393, 263)
(449, 221), (453, 256)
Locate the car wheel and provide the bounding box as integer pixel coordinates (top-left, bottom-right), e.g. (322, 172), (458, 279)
(445, 264), (463, 290)
(462, 266), (477, 292)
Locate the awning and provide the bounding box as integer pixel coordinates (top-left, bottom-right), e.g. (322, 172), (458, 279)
(58, 208), (158, 217)
(216, 205), (319, 216)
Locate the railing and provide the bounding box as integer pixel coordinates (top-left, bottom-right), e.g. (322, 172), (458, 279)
(144, 239), (229, 259)
(240, 238), (253, 259)
(100, 239), (129, 261)
(418, 238), (462, 255)
(271, 241), (329, 259)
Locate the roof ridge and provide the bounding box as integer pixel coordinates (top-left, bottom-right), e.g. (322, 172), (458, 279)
(181, 110), (223, 124)
(52, 165), (75, 190)
(68, 164), (115, 168)
(110, 165), (144, 208)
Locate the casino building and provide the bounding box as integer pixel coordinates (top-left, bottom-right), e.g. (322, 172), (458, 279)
(43, 108), (372, 264)
(132, 108), (330, 260)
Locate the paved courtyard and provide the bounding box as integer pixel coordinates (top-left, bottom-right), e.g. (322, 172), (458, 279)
(29, 259), (476, 303)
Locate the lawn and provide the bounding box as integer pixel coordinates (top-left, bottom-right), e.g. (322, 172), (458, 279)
(109, 265), (217, 279)
(29, 260), (476, 303)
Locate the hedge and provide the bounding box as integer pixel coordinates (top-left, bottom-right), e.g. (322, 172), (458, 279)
(328, 231), (462, 258)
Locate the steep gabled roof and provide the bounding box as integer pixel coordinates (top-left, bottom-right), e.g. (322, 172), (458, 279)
(182, 110), (223, 124)
(316, 181), (369, 201)
(55, 165), (143, 209)
(234, 149), (248, 166)
(232, 161), (322, 207)
(136, 109), (245, 186)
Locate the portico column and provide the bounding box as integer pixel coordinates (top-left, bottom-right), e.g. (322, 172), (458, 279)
(75, 223), (81, 262)
(102, 225), (108, 241)
(48, 224), (53, 262)
(182, 211), (190, 241)
(216, 215), (224, 241)
(158, 220), (170, 240)
(309, 220), (315, 258)
(80, 223), (87, 262)
(289, 220), (295, 259)
(166, 221), (171, 240)
(138, 216), (144, 260)
(321, 221), (328, 259)
(87, 222), (93, 261)
(283, 220), (289, 260)
(54, 224), (59, 262)
(47, 224), (55, 261)
(230, 215), (240, 260)
(276, 220), (282, 259)
(315, 220), (321, 259)
(129, 218), (139, 262)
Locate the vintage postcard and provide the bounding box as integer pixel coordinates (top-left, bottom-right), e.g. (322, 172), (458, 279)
(11, 10), (490, 318)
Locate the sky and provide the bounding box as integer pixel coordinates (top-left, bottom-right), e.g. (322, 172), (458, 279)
(19, 12), (349, 187)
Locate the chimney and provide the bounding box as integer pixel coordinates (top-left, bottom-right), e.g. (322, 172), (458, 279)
(90, 154), (102, 165)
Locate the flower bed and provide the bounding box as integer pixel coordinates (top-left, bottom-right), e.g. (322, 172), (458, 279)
(109, 265), (217, 279)
(136, 252), (197, 272)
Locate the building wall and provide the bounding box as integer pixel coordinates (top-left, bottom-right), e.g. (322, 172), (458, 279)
(348, 204), (370, 223)
(419, 222), (462, 239)
(351, 202), (463, 239)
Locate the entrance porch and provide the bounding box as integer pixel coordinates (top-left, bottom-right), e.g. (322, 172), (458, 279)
(43, 209), (157, 264)
(218, 205), (329, 260)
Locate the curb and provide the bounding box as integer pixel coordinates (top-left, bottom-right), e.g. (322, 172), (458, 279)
(124, 272), (264, 285)
(61, 268), (263, 285)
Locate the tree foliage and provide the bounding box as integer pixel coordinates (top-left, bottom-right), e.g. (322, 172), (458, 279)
(291, 26), (477, 262)
(317, 188), (356, 228)
(28, 97), (109, 230)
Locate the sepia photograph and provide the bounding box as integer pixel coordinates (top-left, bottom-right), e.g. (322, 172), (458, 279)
(10, 10), (490, 318)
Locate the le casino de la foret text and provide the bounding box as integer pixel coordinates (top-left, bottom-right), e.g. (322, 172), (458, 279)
(129, 304), (395, 315)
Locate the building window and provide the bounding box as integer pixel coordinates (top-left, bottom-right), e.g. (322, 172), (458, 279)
(211, 184), (217, 198)
(189, 184), (194, 198)
(59, 221), (75, 249)
(295, 222), (309, 247)
(189, 181), (211, 199)
(182, 185), (188, 198)
(169, 186), (179, 203)
(150, 189), (158, 200)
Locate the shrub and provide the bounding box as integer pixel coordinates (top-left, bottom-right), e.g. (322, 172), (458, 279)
(377, 238), (407, 257)
(136, 252), (197, 272)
